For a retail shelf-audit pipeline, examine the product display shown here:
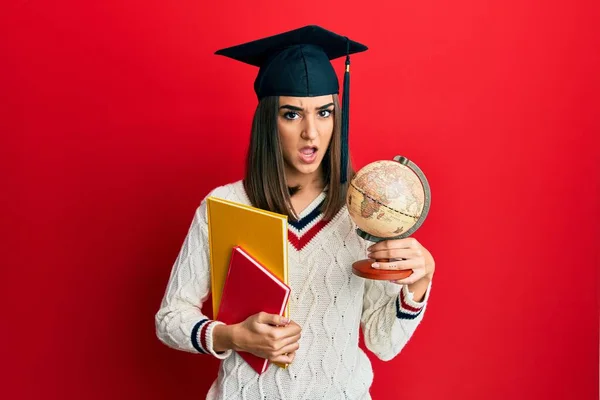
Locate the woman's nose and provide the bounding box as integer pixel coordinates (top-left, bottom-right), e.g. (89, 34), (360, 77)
(301, 115), (319, 140)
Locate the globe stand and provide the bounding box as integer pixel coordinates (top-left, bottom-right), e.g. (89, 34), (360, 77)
(350, 155), (431, 281)
(352, 259), (412, 280)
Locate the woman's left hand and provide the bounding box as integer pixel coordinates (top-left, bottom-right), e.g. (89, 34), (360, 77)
(367, 237), (435, 285)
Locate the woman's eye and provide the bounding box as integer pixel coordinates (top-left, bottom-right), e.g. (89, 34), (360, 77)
(319, 110), (332, 118)
(284, 112), (300, 120)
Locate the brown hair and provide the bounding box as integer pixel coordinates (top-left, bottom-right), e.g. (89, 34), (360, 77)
(243, 94), (354, 221)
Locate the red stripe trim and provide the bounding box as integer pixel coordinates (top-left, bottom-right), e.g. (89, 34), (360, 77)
(199, 320), (211, 353)
(399, 288), (423, 313)
(289, 219), (329, 250)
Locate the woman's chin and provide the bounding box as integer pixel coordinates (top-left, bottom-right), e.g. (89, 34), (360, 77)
(293, 163), (321, 176)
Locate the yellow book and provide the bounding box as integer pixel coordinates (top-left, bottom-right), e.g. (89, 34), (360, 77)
(206, 196), (289, 320)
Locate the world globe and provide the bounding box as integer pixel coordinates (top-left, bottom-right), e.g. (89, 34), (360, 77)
(346, 155), (431, 280)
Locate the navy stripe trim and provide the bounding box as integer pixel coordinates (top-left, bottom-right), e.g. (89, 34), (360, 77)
(288, 199), (325, 230)
(191, 319), (209, 354)
(395, 296), (422, 320)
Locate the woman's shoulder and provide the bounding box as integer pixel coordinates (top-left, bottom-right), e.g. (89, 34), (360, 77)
(193, 180), (248, 224)
(202, 180), (250, 205)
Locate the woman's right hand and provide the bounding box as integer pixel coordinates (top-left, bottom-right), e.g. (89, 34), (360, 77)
(213, 312), (301, 364)
(233, 312), (301, 364)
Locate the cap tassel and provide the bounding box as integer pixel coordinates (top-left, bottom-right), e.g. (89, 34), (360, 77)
(340, 39), (351, 184)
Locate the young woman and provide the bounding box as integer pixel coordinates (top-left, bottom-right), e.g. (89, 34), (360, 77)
(155, 26), (435, 399)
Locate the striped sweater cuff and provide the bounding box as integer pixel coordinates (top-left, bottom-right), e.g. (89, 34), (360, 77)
(395, 282), (430, 320)
(191, 319), (232, 359)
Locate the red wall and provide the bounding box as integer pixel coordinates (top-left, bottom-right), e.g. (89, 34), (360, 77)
(2, 1), (598, 399)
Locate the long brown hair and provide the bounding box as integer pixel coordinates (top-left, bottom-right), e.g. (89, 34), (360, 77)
(243, 94), (353, 221)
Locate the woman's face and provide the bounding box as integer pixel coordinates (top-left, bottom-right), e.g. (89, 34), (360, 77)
(277, 95), (335, 181)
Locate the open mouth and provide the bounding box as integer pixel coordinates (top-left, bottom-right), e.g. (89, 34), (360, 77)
(300, 146), (317, 155)
(299, 146), (318, 163)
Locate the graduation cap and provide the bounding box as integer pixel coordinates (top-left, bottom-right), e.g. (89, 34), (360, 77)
(215, 25), (368, 183)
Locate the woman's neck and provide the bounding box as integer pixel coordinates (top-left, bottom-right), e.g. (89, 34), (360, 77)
(285, 166), (325, 193)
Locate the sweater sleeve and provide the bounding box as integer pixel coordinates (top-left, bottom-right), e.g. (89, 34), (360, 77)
(154, 197), (232, 359)
(360, 276), (432, 361)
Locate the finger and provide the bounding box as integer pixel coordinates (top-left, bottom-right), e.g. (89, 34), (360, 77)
(372, 259), (419, 271)
(276, 333), (301, 350)
(277, 320), (302, 337)
(265, 322), (301, 341)
(287, 320), (302, 333)
(368, 248), (422, 260)
(270, 351), (296, 365)
(257, 312), (289, 327)
(275, 341), (300, 357)
(367, 237), (420, 252)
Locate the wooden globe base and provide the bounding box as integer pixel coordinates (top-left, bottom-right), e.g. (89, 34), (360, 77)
(352, 259), (412, 281)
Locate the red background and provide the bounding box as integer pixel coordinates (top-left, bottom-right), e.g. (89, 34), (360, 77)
(1, 1), (598, 399)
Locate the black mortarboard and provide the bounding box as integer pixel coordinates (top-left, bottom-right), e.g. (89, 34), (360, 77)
(215, 25), (368, 183)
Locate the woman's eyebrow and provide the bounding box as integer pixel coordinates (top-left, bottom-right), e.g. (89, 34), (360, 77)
(279, 105), (303, 111)
(317, 102), (335, 110)
(279, 102), (334, 111)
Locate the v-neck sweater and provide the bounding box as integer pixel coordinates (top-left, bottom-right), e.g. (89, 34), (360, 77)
(155, 180), (431, 400)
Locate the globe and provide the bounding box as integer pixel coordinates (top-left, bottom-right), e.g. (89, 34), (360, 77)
(347, 156), (431, 241)
(346, 155), (431, 280)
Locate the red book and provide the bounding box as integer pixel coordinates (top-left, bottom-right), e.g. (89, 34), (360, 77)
(217, 246), (291, 374)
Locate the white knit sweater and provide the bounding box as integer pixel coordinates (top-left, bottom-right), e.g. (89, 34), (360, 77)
(155, 181), (431, 400)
